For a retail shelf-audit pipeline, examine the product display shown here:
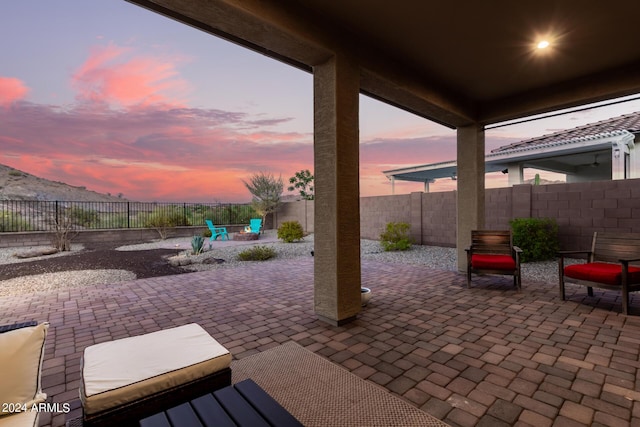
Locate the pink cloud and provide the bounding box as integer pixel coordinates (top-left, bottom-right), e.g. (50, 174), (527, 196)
(72, 43), (191, 108)
(0, 99), (524, 201)
(0, 99), (315, 202)
(0, 76), (29, 107)
(360, 135), (457, 164)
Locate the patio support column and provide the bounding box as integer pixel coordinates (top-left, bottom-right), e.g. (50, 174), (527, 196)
(313, 54), (361, 326)
(508, 163), (524, 186)
(456, 124), (485, 271)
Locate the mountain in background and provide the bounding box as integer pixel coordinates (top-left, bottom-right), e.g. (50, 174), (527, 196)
(0, 164), (128, 202)
(0, 162), (563, 203)
(522, 176), (565, 186)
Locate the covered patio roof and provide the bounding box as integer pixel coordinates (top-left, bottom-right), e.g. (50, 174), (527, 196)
(125, 0), (640, 324)
(127, 0), (640, 127)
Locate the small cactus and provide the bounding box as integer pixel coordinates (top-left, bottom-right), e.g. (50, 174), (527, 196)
(191, 235), (204, 255)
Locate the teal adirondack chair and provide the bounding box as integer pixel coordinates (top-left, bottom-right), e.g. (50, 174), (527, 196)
(205, 219), (229, 241)
(244, 218), (262, 234)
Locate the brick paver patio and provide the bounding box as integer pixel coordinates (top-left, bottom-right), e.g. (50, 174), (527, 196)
(2, 258), (640, 427)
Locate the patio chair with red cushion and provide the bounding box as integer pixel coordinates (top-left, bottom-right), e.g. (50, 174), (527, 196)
(559, 232), (640, 315)
(466, 230), (522, 290)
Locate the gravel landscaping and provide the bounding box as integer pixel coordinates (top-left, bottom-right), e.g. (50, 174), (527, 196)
(0, 230), (576, 297)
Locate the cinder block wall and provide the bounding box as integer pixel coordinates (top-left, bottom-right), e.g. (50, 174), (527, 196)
(0, 225), (245, 249)
(486, 187), (515, 230)
(360, 194), (412, 240)
(272, 177), (640, 249)
(422, 191), (456, 247)
(9, 179), (636, 249)
(273, 200), (314, 232)
(531, 179), (640, 250)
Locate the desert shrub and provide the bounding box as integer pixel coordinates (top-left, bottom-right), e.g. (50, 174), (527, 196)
(68, 207), (99, 227)
(185, 204), (208, 226)
(277, 221), (304, 243)
(104, 213), (129, 229)
(509, 217), (559, 262)
(229, 204), (257, 224)
(203, 204), (257, 225)
(380, 222), (413, 251)
(237, 245), (276, 261)
(0, 212), (32, 232)
(51, 209), (78, 251)
(144, 207), (189, 239)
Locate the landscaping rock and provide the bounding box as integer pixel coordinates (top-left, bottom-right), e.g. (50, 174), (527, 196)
(202, 258), (225, 265)
(168, 255), (192, 267)
(13, 247), (60, 259)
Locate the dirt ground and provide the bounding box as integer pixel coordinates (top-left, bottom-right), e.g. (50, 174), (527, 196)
(0, 243), (185, 281)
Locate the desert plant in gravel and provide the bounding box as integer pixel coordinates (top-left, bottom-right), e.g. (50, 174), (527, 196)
(237, 245), (276, 261)
(277, 221), (304, 243)
(191, 235), (205, 255)
(380, 222), (413, 251)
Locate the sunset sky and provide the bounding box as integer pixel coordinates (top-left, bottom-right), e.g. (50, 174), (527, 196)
(2, 1), (639, 203)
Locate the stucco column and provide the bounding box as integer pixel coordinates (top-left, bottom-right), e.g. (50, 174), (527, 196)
(313, 54), (361, 325)
(508, 163), (523, 186)
(456, 124), (485, 271)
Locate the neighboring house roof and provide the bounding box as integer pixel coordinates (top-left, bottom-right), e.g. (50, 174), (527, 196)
(383, 112), (640, 184)
(492, 112), (640, 153)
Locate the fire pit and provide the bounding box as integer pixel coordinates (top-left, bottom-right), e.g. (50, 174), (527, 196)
(233, 231), (259, 241)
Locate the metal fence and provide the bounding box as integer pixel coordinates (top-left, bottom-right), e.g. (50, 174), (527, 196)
(0, 200), (256, 232)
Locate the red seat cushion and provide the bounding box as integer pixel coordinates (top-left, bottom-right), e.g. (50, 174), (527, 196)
(564, 262), (640, 286)
(471, 254), (516, 270)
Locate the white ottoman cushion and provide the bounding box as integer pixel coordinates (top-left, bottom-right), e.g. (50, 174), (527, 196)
(80, 323), (231, 415)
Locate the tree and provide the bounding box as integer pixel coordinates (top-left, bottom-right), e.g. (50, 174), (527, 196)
(287, 169), (314, 200)
(242, 172), (283, 228)
(50, 207), (79, 251)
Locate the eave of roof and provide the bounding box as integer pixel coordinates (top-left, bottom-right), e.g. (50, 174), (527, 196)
(383, 112), (639, 182)
(492, 111), (640, 153)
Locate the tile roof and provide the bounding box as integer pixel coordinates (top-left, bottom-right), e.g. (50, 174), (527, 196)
(491, 111), (640, 153)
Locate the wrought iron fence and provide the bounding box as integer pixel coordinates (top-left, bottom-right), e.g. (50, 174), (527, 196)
(0, 200), (256, 232)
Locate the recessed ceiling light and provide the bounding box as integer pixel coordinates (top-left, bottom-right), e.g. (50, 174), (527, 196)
(537, 40), (550, 49)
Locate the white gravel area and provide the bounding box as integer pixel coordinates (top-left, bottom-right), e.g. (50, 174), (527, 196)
(0, 232), (576, 297)
(0, 269), (137, 297)
(0, 243), (84, 265)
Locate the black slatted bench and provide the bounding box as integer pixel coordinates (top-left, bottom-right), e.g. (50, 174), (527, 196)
(139, 379), (303, 427)
(0, 321), (38, 333)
